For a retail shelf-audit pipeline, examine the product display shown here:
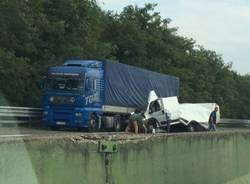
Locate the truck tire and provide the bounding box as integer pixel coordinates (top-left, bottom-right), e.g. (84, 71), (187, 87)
(140, 124), (147, 133)
(49, 126), (59, 131)
(113, 115), (122, 132)
(88, 114), (98, 132)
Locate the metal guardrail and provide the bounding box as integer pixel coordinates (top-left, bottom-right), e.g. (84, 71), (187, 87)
(0, 106), (42, 125)
(219, 118), (250, 127)
(0, 106), (249, 128)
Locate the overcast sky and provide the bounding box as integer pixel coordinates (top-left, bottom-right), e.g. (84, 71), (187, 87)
(97, 0), (250, 75)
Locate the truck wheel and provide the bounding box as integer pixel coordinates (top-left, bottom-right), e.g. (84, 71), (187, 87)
(50, 126), (59, 131)
(113, 115), (122, 132)
(88, 115), (98, 132)
(140, 124), (147, 133)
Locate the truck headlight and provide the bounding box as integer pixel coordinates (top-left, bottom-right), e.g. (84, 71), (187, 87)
(70, 97), (75, 103)
(49, 96), (54, 102)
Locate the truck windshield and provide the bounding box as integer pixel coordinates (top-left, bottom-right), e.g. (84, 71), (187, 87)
(46, 76), (84, 92)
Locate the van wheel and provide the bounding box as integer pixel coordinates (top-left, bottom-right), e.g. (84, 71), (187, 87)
(147, 119), (157, 133)
(188, 122), (197, 132)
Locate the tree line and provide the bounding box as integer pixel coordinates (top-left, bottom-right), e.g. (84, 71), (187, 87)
(0, 0), (249, 118)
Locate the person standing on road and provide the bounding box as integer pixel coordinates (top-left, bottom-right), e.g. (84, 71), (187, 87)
(208, 107), (218, 131)
(125, 109), (146, 134)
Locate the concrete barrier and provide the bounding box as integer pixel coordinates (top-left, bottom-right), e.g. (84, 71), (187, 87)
(1, 131), (250, 184)
(112, 132), (250, 184)
(0, 137), (105, 184)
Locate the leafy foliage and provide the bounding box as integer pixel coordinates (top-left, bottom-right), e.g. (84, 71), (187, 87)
(0, 0), (249, 118)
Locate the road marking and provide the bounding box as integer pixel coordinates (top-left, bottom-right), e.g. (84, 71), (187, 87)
(0, 134), (31, 138)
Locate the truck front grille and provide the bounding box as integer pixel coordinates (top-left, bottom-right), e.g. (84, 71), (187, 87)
(50, 96), (74, 106)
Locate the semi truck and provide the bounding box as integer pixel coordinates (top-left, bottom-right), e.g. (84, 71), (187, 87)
(41, 60), (179, 131)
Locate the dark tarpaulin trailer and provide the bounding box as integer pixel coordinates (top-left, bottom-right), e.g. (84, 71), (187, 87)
(104, 61), (179, 110)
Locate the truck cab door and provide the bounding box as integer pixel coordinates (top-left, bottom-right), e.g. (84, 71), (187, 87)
(148, 99), (166, 125)
(147, 90), (158, 103)
(145, 90), (158, 119)
(84, 77), (99, 105)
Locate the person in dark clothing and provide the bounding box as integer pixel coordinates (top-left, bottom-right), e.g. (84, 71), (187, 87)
(208, 107), (218, 131)
(125, 109), (146, 134)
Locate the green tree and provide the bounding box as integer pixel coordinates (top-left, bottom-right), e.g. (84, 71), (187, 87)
(0, 1), (250, 119)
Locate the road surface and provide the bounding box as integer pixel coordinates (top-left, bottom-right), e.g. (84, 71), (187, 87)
(0, 124), (249, 139)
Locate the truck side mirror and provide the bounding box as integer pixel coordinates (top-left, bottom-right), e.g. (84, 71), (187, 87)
(36, 78), (45, 90)
(85, 79), (91, 91)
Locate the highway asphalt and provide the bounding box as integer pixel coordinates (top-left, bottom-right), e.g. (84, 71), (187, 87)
(0, 124), (249, 139)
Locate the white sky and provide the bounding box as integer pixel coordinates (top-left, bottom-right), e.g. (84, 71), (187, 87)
(97, 0), (250, 75)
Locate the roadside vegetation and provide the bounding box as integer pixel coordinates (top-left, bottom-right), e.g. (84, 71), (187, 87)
(0, 0), (249, 118)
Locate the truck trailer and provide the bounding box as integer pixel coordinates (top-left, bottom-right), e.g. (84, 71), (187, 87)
(41, 60), (179, 131)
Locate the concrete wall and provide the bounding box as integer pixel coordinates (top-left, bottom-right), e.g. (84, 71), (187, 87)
(1, 132), (250, 184)
(0, 138), (105, 184)
(112, 132), (250, 184)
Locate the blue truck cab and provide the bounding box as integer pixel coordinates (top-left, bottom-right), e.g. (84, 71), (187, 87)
(42, 60), (179, 131)
(43, 60), (104, 129)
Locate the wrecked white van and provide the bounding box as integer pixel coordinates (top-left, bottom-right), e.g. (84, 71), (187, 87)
(144, 91), (220, 132)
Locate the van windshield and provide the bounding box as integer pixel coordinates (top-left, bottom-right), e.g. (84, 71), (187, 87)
(46, 76), (84, 92)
